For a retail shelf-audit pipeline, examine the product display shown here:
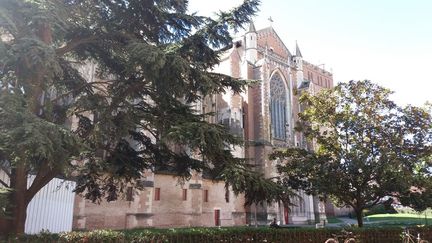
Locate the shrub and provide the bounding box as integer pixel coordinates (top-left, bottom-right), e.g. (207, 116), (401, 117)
(5, 226), (432, 243)
(364, 204), (397, 216)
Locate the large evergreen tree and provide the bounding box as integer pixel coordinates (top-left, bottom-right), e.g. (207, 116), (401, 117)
(0, 0), (289, 234)
(271, 80), (432, 227)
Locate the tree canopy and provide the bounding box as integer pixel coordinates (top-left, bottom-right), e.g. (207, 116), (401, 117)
(271, 80), (432, 227)
(0, 0), (292, 234)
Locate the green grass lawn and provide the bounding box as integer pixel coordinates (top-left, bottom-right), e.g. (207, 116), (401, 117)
(364, 213), (432, 226)
(366, 213), (432, 221)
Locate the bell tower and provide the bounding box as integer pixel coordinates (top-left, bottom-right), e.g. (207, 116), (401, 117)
(293, 41), (304, 87)
(244, 21), (257, 63)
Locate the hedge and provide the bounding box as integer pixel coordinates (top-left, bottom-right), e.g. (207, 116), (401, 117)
(4, 226), (432, 243)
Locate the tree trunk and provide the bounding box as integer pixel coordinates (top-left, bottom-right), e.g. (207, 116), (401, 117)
(355, 208), (364, 227)
(0, 18), (57, 237)
(11, 192), (28, 234)
(0, 217), (11, 236)
(8, 164), (29, 234)
(4, 166), (57, 235)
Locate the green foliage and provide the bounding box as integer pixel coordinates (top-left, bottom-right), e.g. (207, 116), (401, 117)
(219, 161), (297, 206)
(272, 80), (432, 226)
(6, 226), (432, 243)
(363, 204), (397, 216)
(0, 0), (287, 232)
(396, 207), (432, 216)
(0, 188), (10, 217)
(399, 174), (432, 212)
(0, 93), (81, 170)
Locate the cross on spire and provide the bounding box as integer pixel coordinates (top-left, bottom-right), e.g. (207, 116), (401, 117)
(268, 16), (273, 26)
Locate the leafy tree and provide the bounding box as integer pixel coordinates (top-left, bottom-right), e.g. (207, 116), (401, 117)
(0, 0), (289, 234)
(399, 170), (432, 212)
(271, 80), (432, 227)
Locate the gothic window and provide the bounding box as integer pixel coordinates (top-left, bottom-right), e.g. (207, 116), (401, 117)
(291, 190), (306, 216)
(270, 73), (287, 140)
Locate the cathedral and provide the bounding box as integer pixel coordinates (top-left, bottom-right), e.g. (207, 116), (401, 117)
(73, 22), (334, 230)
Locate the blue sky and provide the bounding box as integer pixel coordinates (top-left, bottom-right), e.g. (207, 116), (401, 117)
(189, 0), (432, 106)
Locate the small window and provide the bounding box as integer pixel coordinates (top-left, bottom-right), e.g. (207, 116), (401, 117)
(225, 189), (230, 203)
(126, 187), (133, 201)
(204, 189), (209, 202)
(154, 187), (161, 201)
(214, 209), (221, 226)
(242, 112), (246, 129)
(182, 189), (187, 201)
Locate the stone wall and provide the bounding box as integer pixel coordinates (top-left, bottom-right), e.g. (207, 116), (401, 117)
(73, 174), (246, 230)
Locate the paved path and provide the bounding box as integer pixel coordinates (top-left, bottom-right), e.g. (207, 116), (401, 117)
(338, 217), (358, 225)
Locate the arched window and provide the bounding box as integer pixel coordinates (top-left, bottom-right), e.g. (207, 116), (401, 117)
(291, 190), (306, 216)
(270, 73), (287, 140)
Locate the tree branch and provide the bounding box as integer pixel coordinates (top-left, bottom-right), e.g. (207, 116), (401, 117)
(25, 161), (58, 204)
(0, 178), (9, 188)
(365, 197), (381, 209)
(55, 31), (136, 56)
(0, 164), (11, 178)
(55, 36), (99, 56)
(346, 201), (355, 209)
(26, 168), (59, 204)
(48, 80), (115, 105)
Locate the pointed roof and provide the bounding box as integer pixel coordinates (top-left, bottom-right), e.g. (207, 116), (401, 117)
(256, 27), (292, 59)
(295, 41), (302, 57)
(247, 21), (256, 33)
(298, 80), (310, 89)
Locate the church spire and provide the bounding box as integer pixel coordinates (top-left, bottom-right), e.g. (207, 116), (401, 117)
(244, 20), (257, 63)
(293, 41), (304, 88)
(247, 20), (256, 33)
(295, 41), (303, 57)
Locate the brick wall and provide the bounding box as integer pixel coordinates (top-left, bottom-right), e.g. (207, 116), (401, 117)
(73, 174), (246, 230)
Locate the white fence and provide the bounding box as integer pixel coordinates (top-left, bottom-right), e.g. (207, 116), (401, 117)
(25, 176), (76, 234)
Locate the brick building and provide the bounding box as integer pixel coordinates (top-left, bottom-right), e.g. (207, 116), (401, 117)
(73, 22), (334, 229)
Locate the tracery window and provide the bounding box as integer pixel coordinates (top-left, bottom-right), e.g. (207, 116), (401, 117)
(291, 190), (306, 216)
(270, 73), (287, 140)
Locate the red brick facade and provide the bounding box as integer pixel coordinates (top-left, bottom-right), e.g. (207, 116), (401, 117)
(73, 23), (334, 229)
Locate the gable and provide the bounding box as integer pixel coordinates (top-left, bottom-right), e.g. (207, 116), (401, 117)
(256, 27), (291, 59)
